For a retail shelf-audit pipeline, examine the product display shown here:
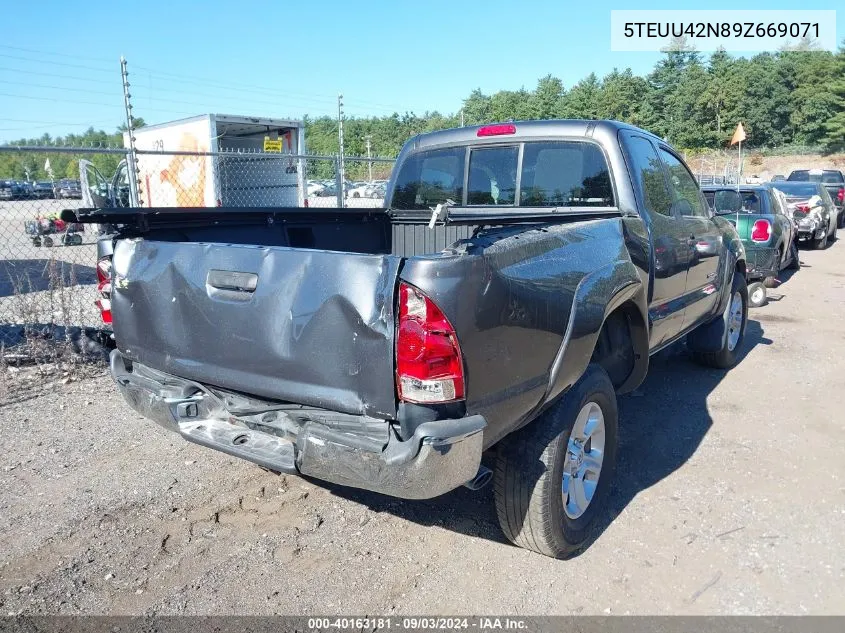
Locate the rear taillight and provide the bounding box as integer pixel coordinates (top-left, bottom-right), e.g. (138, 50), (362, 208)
(838, 187), (844, 203)
(477, 123), (516, 137)
(796, 204), (810, 213)
(396, 282), (464, 404)
(96, 256), (112, 324)
(751, 219), (771, 242)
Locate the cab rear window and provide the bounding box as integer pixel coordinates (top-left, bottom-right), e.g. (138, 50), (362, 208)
(519, 142), (613, 207)
(389, 141), (614, 209)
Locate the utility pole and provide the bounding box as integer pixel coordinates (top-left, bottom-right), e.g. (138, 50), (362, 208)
(460, 109), (464, 127)
(120, 56), (141, 207)
(337, 94), (345, 207)
(365, 135), (372, 181)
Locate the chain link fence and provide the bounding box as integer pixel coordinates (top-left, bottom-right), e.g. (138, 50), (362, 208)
(0, 146), (394, 385)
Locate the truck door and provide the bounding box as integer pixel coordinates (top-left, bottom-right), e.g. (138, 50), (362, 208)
(620, 133), (690, 347)
(79, 159), (113, 208)
(656, 146), (721, 328)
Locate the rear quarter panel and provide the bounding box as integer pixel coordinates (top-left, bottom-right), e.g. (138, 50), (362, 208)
(399, 217), (647, 447)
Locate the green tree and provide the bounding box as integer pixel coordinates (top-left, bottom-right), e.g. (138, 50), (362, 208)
(821, 41), (845, 152)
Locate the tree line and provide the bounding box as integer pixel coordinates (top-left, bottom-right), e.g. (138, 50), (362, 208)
(2, 43), (843, 182)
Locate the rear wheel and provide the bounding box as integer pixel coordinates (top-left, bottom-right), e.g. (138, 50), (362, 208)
(814, 226), (828, 250)
(42, 236), (54, 248)
(748, 281), (767, 308)
(494, 364), (618, 558)
(787, 240), (800, 270)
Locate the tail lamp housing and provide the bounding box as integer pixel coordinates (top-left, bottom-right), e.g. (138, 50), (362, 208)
(751, 219), (772, 242)
(95, 256), (112, 324)
(396, 282), (465, 404)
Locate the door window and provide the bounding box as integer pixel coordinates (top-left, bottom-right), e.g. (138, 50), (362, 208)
(657, 148), (709, 218)
(622, 136), (672, 218)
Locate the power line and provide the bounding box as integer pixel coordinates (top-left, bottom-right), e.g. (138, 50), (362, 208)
(0, 91), (195, 116)
(0, 44), (115, 63)
(0, 53), (115, 73)
(0, 79), (116, 97)
(0, 117), (116, 126)
(0, 66), (117, 86)
(133, 64), (341, 103)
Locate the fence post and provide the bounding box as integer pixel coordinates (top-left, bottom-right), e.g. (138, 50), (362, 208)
(120, 56), (141, 208)
(335, 155), (343, 208)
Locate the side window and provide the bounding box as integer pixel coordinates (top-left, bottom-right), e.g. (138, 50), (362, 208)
(657, 148), (709, 218)
(467, 146), (517, 205)
(623, 135), (672, 218)
(767, 191), (783, 216)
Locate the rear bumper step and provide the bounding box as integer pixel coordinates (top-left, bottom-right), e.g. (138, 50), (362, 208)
(110, 350), (486, 499)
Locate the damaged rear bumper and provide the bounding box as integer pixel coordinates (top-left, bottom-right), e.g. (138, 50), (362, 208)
(110, 350), (486, 499)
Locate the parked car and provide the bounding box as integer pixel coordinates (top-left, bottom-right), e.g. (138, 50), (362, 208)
(771, 174), (786, 182)
(0, 180), (28, 199)
(57, 180), (82, 199)
(703, 185), (799, 307)
(346, 182), (371, 198)
(769, 181), (839, 249)
(31, 181), (56, 199)
(66, 120), (748, 558)
(786, 169), (845, 226)
(306, 182), (323, 197)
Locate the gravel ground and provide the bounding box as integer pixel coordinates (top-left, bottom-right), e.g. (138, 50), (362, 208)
(1, 241), (844, 616)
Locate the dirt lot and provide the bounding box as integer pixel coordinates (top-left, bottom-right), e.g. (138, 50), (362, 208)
(1, 241), (844, 616)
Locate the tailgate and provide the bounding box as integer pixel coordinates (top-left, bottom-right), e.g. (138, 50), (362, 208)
(110, 239), (402, 419)
(724, 214), (751, 241)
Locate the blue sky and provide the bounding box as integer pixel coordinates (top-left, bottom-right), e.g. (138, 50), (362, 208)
(0, 0), (842, 142)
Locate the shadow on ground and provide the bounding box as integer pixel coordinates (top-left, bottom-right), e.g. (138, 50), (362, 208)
(321, 320), (770, 552)
(0, 259), (97, 298)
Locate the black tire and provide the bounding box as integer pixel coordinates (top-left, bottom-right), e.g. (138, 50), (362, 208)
(43, 236), (54, 248)
(814, 227), (828, 250)
(787, 240), (800, 270)
(494, 364), (618, 558)
(748, 281), (767, 308)
(689, 272), (748, 369)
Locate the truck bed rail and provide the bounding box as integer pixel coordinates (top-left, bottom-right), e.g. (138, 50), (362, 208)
(62, 206), (623, 233)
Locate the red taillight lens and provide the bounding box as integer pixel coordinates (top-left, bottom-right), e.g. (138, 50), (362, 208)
(96, 256), (112, 324)
(477, 124), (516, 137)
(96, 257), (111, 284)
(396, 282), (464, 404)
(838, 187), (844, 203)
(95, 298), (112, 324)
(796, 204), (810, 213)
(751, 219), (771, 242)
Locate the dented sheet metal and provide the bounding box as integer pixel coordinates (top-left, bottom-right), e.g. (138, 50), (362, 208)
(110, 239), (402, 419)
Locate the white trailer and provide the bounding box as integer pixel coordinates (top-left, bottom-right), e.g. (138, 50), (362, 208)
(124, 114), (306, 208)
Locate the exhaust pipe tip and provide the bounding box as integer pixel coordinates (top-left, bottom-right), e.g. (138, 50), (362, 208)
(463, 465), (492, 491)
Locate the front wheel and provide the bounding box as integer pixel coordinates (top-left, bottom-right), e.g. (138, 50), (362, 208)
(689, 272), (748, 369)
(814, 227), (828, 250)
(494, 364), (618, 558)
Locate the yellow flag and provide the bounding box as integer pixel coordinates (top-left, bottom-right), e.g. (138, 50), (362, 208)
(730, 123), (746, 146)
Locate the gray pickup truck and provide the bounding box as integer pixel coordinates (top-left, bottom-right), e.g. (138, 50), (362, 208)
(65, 120), (748, 558)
